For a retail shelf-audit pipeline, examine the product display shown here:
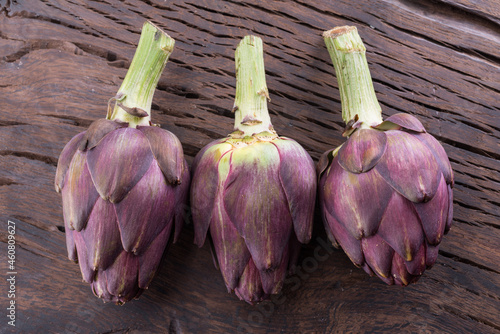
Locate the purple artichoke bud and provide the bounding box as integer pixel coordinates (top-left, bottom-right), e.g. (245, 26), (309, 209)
(318, 26), (453, 286)
(54, 22), (190, 304)
(190, 36), (316, 304)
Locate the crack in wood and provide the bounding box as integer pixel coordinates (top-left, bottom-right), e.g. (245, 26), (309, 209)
(0, 176), (17, 186)
(0, 150), (58, 166)
(399, 0), (500, 35)
(439, 250), (500, 275)
(442, 304), (500, 331)
(0, 120), (28, 126)
(437, 134), (500, 162)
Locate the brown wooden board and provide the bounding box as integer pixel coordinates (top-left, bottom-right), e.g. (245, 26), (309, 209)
(0, 0), (499, 333)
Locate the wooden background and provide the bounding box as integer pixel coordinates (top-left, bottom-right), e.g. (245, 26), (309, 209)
(1, 0), (499, 333)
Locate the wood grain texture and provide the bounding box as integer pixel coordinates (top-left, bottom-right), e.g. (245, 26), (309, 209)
(0, 0), (499, 333)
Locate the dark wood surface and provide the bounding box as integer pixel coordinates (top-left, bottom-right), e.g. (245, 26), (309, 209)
(1, 0), (499, 333)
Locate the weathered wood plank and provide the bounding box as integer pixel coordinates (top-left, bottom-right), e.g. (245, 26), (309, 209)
(0, 0), (499, 333)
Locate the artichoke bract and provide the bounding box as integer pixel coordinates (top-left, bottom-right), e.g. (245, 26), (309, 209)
(318, 26), (454, 286)
(54, 22), (190, 304)
(190, 36), (316, 304)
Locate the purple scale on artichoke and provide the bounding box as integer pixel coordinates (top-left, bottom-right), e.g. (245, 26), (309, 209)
(54, 22), (190, 304)
(190, 36), (316, 304)
(318, 26), (453, 286)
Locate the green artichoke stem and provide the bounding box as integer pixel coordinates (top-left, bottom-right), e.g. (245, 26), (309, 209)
(323, 26), (383, 128)
(233, 35), (273, 136)
(108, 21), (175, 127)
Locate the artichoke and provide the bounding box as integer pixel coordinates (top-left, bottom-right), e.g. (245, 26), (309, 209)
(318, 26), (453, 286)
(190, 36), (316, 304)
(54, 22), (190, 304)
